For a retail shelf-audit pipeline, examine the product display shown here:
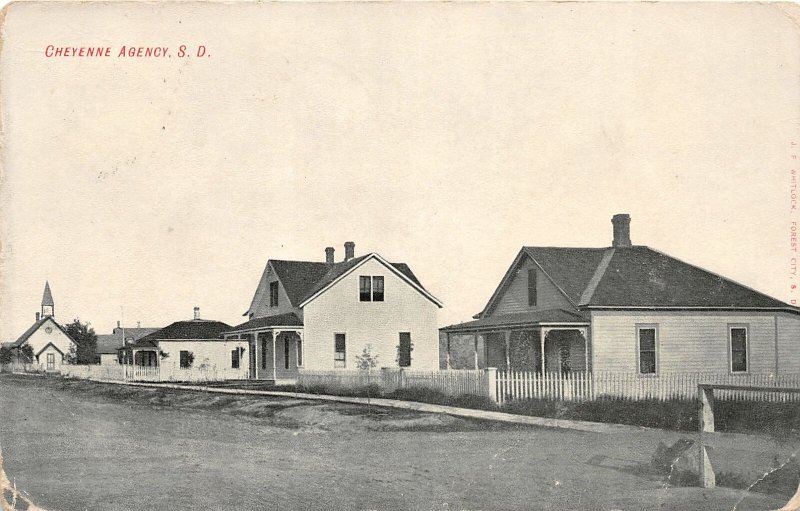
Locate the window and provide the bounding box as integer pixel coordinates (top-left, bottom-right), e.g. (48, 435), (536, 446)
(359, 276), (384, 302)
(231, 349), (240, 369)
(297, 339), (303, 367)
(528, 269), (537, 306)
(359, 276), (371, 301)
(261, 335), (268, 369)
(637, 326), (657, 374)
(398, 332), (412, 367)
(730, 326), (748, 373)
(373, 277), (384, 301)
(180, 350), (191, 368)
(334, 333), (346, 368)
(269, 281), (279, 307)
(284, 339), (290, 369)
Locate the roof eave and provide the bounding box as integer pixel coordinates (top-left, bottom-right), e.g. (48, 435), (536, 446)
(582, 305), (800, 314)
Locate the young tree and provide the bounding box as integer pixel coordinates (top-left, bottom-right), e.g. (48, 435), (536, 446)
(63, 318), (98, 365)
(355, 345), (379, 370)
(354, 345), (380, 409)
(0, 346), (13, 365)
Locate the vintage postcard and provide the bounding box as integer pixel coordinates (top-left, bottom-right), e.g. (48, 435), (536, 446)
(1, 2), (799, 510)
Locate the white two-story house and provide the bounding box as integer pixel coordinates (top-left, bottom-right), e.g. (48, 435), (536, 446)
(225, 242), (442, 382)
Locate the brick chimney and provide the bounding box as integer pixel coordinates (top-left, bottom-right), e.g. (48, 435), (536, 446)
(193, 306), (200, 320)
(612, 214), (632, 248)
(325, 246), (335, 264)
(35, 312), (40, 321)
(344, 241), (355, 262)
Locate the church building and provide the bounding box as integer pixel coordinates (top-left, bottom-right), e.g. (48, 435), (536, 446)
(4, 282), (76, 371)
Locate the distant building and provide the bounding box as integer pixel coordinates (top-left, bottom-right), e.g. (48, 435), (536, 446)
(95, 321), (159, 365)
(224, 242), (442, 382)
(4, 282), (75, 371)
(441, 214), (800, 375)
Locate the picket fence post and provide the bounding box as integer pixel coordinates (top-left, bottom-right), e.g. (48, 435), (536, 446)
(485, 367), (498, 402)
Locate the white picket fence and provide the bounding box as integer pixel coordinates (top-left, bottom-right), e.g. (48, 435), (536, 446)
(495, 371), (800, 404)
(58, 363), (248, 383)
(298, 368), (488, 397)
(298, 368), (800, 404)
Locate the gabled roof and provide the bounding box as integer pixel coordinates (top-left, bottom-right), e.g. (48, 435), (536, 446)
(297, 253), (442, 308)
(8, 317), (74, 348)
(41, 281), (54, 307)
(227, 312), (303, 334)
(131, 320), (232, 347)
(248, 253), (439, 313)
(479, 245), (798, 317)
(35, 341), (64, 357)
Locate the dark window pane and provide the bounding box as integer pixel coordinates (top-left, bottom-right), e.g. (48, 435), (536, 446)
(732, 351), (747, 372)
(261, 337), (268, 369)
(334, 334), (346, 367)
(231, 349), (240, 369)
(730, 328), (747, 352)
(639, 352), (656, 374)
(528, 269), (537, 306)
(297, 340), (303, 366)
(373, 276), (384, 301)
(270, 281), (279, 307)
(639, 329), (656, 351)
(399, 332), (411, 367)
(284, 339), (290, 369)
(359, 276), (371, 302)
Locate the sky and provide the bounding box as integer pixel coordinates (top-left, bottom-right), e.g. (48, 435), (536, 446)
(2, 2), (799, 339)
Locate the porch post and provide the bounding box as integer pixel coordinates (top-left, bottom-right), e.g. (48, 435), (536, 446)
(473, 333), (479, 370)
(581, 328), (589, 372)
(272, 330), (279, 379)
(254, 332), (260, 378)
(540, 328), (546, 373)
(445, 332), (451, 369)
(504, 331), (511, 371)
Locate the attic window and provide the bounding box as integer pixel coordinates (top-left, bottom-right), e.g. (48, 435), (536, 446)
(269, 281), (279, 307)
(528, 269), (537, 307)
(359, 276), (384, 302)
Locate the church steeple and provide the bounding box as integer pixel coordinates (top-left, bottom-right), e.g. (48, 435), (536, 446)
(41, 281), (54, 318)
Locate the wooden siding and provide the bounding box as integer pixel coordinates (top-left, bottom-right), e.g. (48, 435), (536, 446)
(777, 313), (800, 373)
(303, 257), (439, 371)
(591, 310), (795, 374)
(249, 263), (302, 319)
(158, 339), (250, 373)
(491, 257), (575, 316)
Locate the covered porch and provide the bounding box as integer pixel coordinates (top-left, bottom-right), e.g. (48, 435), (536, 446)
(225, 313), (304, 383)
(118, 344), (160, 367)
(440, 310), (591, 374)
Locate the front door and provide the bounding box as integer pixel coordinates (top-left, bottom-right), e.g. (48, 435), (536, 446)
(46, 353), (55, 370)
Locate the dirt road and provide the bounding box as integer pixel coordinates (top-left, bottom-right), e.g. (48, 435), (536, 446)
(0, 375), (794, 510)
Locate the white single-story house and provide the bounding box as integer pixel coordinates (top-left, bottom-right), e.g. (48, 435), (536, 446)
(441, 214), (800, 376)
(4, 282), (76, 371)
(120, 308), (248, 379)
(224, 242), (443, 382)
